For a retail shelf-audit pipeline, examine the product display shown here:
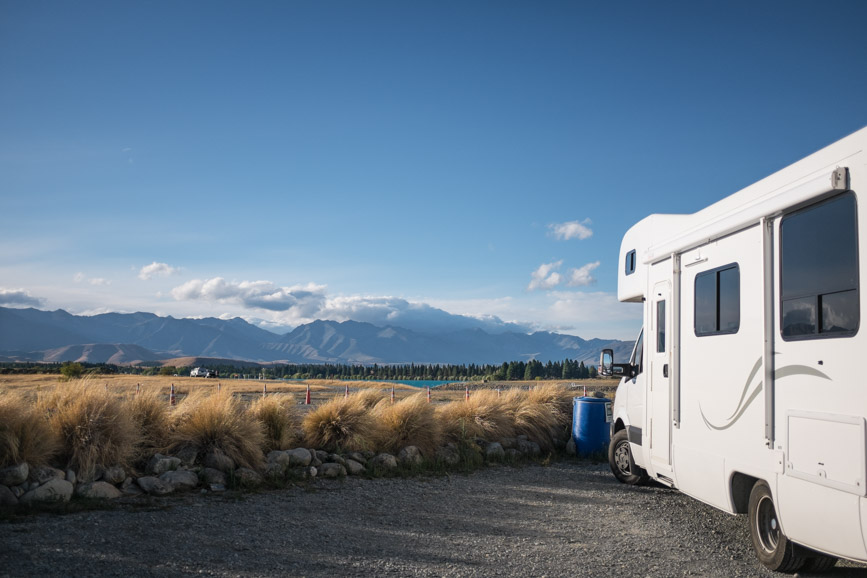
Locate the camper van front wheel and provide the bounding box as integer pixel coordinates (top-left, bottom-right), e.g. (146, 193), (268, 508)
(608, 429), (648, 485)
(748, 481), (805, 573)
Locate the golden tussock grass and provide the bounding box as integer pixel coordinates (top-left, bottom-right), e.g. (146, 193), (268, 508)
(36, 382), (138, 480)
(248, 394), (298, 452)
(436, 390), (516, 443)
(373, 393), (442, 457)
(127, 387), (172, 463)
(166, 389), (265, 470)
(302, 390), (383, 453)
(0, 392), (60, 469)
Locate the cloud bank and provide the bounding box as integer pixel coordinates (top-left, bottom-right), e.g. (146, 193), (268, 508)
(0, 288), (44, 307)
(527, 261), (563, 291)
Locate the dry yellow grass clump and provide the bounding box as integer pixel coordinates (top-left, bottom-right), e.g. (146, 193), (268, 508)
(436, 389), (515, 443)
(248, 394), (298, 453)
(302, 390), (383, 452)
(0, 392), (59, 469)
(126, 387), (173, 464)
(374, 393), (442, 457)
(36, 382), (138, 480)
(166, 389), (265, 470)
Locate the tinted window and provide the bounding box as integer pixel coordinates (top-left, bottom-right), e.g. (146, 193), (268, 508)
(625, 250), (636, 276)
(656, 300), (666, 353)
(781, 193), (859, 339)
(629, 329), (644, 375)
(694, 264), (740, 336)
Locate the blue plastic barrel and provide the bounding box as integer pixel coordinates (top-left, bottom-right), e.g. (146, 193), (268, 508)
(572, 396), (612, 457)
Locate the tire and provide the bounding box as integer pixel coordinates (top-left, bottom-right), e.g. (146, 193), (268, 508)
(800, 551), (838, 573)
(748, 480), (805, 573)
(608, 429), (649, 485)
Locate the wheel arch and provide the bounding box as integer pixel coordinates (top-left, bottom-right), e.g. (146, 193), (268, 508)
(730, 471), (760, 514)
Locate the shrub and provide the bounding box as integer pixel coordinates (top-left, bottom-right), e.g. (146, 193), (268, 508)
(374, 393), (442, 457)
(302, 391), (383, 453)
(501, 384), (574, 451)
(436, 390), (515, 443)
(60, 362), (84, 380)
(0, 392), (60, 469)
(166, 389), (265, 471)
(37, 383), (138, 480)
(248, 394), (298, 453)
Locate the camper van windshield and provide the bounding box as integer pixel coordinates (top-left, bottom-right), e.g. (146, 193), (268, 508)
(629, 329), (643, 374)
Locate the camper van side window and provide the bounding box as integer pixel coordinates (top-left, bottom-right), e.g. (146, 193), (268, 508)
(656, 300), (666, 352)
(625, 250), (636, 276)
(781, 192), (859, 340)
(694, 263), (740, 336)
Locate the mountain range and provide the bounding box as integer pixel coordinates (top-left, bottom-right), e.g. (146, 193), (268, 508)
(0, 306), (633, 366)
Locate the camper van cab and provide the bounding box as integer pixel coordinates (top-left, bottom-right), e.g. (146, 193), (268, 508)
(603, 127), (867, 573)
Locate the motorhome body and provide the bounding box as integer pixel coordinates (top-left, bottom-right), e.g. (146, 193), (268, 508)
(605, 126), (867, 572)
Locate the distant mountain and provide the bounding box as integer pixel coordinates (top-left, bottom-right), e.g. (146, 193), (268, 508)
(0, 307), (633, 366)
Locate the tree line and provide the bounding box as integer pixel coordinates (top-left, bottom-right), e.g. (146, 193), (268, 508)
(0, 358), (598, 381)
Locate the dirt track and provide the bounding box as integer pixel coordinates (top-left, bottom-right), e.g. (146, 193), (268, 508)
(1, 461), (866, 577)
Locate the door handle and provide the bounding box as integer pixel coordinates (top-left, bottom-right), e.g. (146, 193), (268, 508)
(663, 364), (669, 378)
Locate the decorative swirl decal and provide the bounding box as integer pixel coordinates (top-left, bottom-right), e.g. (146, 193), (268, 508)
(699, 359), (830, 431)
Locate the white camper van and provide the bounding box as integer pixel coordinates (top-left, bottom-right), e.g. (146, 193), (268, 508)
(602, 126), (867, 573)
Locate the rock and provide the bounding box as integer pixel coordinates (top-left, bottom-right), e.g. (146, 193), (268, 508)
(361, 450), (375, 460)
(201, 468), (227, 486)
(0, 484), (18, 506)
(203, 449), (235, 473)
(147, 454), (182, 475)
(314, 450), (329, 463)
(160, 470), (199, 491)
(76, 481), (123, 500)
(346, 451), (367, 465)
(101, 465), (126, 485)
(19, 479), (74, 504)
(370, 453), (398, 471)
(565, 437), (576, 456)
(136, 476), (174, 496)
(267, 450), (291, 467)
(208, 483), (226, 492)
(30, 466), (65, 485)
(397, 446), (423, 466)
(505, 448), (522, 461)
(175, 445), (199, 467)
(0, 463), (29, 487)
(435, 445), (461, 466)
(344, 459), (365, 476)
(500, 437), (517, 450)
(10, 485), (25, 498)
(77, 465), (103, 484)
(233, 468), (263, 487)
(27, 482), (39, 491)
(327, 454), (346, 467)
(285, 448), (312, 467)
(264, 462), (287, 479)
(517, 439), (541, 457)
(120, 477), (143, 496)
(65, 469), (76, 485)
(305, 466), (317, 479)
(319, 463), (346, 478)
(517, 435), (529, 442)
(485, 442), (505, 461)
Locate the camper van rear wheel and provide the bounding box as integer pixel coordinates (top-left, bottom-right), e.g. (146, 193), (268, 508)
(748, 480), (805, 572)
(608, 429), (648, 485)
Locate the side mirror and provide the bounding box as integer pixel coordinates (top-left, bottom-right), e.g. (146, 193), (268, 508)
(599, 349), (614, 376)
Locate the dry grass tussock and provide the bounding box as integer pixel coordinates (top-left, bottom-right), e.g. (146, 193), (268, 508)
(436, 390), (515, 442)
(0, 392), (60, 469)
(166, 389), (265, 470)
(36, 382), (138, 480)
(127, 387), (172, 463)
(374, 393), (442, 457)
(248, 394), (298, 452)
(302, 391), (383, 453)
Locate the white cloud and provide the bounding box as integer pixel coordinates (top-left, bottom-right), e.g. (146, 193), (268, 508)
(74, 272), (111, 286)
(171, 278), (327, 314)
(549, 219), (593, 241)
(0, 288), (44, 308)
(567, 261), (601, 287)
(139, 261), (180, 280)
(527, 261), (563, 291)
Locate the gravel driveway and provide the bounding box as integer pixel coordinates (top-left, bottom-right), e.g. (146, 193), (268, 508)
(1, 460), (866, 577)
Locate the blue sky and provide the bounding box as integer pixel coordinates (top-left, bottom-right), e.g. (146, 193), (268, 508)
(2, 1), (866, 340)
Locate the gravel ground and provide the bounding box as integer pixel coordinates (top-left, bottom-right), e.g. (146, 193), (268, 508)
(1, 461), (866, 577)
